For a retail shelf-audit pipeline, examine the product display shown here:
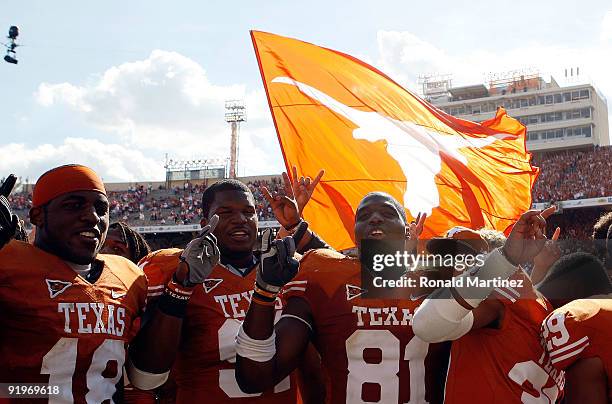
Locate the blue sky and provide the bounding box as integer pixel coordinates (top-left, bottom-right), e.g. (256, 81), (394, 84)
(2, 0), (611, 182)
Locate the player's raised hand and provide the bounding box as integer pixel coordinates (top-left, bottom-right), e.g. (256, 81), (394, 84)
(290, 166), (324, 214)
(406, 212), (426, 253)
(256, 222), (308, 294)
(503, 206), (556, 265)
(533, 227), (561, 268)
(261, 172), (301, 230)
(0, 174), (19, 250)
(531, 227), (561, 284)
(176, 215), (220, 286)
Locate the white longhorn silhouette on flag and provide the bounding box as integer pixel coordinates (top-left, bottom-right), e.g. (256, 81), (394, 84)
(272, 76), (517, 216)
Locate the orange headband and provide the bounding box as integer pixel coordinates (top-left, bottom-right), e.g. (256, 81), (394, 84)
(32, 164), (106, 207)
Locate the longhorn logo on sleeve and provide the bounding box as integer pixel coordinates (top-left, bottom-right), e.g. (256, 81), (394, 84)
(46, 279), (72, 298)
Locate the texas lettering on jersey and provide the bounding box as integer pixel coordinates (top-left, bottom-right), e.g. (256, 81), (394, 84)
(283, 248), (449, 404)
(57, 302), (127, 336)
(141, 249), (294, 404)
(352, 305), (415, 327)
(0, 240), (147, 404)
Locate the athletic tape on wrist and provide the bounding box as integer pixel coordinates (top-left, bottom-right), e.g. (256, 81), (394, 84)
(412, 288), (474, 343)
(126, 358), (170, 390)
(235, 324), (276, 362)
(452, 248), (518, 307)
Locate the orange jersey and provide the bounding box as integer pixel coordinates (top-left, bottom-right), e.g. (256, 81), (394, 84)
(123, 389), (156, 404)
(0, 240), (147, 403)
(541, 298), (612, 401)
(141, 249), (296, 404)
(283, 249), (450, 404)
(444, 271), (563, 403)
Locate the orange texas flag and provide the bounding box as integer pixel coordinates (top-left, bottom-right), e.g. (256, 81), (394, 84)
(251, 31), (538, 251)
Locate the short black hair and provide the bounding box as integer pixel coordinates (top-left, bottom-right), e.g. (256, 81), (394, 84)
(593, 212), (612, 240)
(201, 179), (253, 219)
(109, 222), (151, 264)
(358, 192), (407, 224)
(538, 252), (612, 303)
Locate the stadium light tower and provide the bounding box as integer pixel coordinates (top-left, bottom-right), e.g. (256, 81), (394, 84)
(225, 100), (247, 178)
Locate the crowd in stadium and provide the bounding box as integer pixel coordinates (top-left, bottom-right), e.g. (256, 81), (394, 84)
(1, 159), (611, 404)
(8, 176), (286, 228)
(531, 145), (612, 202)
(6, 146), (611, 240)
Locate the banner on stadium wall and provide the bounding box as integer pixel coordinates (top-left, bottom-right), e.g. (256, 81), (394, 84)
(251, 31), (538, 250)
(166, 168), (226, 182)
(533, 196), (612, 210)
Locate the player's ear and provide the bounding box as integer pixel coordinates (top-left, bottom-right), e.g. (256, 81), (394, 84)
(29, 206), (44, 227)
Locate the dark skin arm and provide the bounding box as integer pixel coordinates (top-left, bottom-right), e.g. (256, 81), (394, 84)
(564, 357), (608, 404)
(235, 297), (314, 394)
(261, 169), (327, 400)
(264, 168), (325, 251)
(296, 343), (326, 404)
(130, 218), (219, 374)
(128, 262), (190, 373)
(470, 299), (505, 329)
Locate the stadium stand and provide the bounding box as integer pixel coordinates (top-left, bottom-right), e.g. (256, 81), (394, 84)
(7, 146), (611, 247)
(531, 145), (612, 203)
(8, 176), (284, 228)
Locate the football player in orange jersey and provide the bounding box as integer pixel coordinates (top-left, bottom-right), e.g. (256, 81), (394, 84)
(0, 165), (177, 403)
(235, 191), (452, 404)
(413, 207), (579, 403)
(139, 170), (326, 403)
(540, 252), (612, 404)
(100, 222), (156, 404)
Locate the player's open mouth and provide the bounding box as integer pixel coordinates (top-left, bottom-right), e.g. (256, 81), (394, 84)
(368, 229), (385, 239)
(229, 230), (250, 241)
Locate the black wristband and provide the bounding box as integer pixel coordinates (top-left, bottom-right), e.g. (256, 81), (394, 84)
(284, 219), (302, 231)
(297, 231), (331, 254)
(157, 280), (194, 318)
(158, 293), (189, 318)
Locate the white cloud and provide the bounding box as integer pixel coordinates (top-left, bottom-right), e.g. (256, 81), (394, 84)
(34, 50), (282, 178)
(376, 29), (612, 137)
(0, 138), (164, 183)
(376, 31), (450, 90)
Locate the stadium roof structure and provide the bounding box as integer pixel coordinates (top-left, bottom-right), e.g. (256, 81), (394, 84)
(448, 84), (489, 101)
